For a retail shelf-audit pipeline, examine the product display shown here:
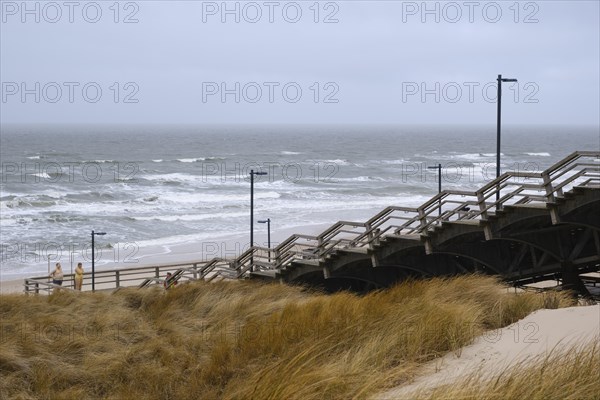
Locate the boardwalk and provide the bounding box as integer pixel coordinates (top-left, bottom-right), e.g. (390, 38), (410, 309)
(24, 151), (600, 296)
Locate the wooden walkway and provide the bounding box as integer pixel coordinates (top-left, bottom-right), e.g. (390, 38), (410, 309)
(23, 151), (600, 295)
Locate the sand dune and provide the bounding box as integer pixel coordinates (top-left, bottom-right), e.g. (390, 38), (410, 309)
(376, 304), (600, 399)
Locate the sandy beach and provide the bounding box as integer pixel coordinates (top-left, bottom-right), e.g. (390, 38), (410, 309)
(375, 304), (600, 399)
(0, 279), (25, 294)
(0, 221), (333, 295)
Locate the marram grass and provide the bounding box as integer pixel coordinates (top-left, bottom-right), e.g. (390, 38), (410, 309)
(0, 275), (575, 399)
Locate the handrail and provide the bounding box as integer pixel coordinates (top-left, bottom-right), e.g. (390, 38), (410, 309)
(243, 151), (599, 277)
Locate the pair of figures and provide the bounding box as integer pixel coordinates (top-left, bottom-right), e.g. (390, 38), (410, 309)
(49, 262), (85, 291)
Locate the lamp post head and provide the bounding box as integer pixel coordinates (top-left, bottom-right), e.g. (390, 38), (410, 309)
(93, 232), (107, 236)
(501, 78), (518, 82)
(252, 171), (267, 176)
(258, 219), (270, 223)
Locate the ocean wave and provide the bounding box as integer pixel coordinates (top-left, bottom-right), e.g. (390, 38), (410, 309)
(379, 159), (407, 165)
(142, 173), (200, 185)
(322, 159), (351, 166)
(31, 172), (54, 179)
(333, 176), (387, 183)
(141, 173), (300, 190)
(177, 158), (204, 163)
(525, 152), (551, 157)
(281, 151), (302, 155)
(160, 191), (281, 205)
(132, 213), (235, 223)
(152, 159), (163, 163)
(45, 215), (89, 223)
(175, 156), (227, 163)
(0, 196), (60, 210)
(40, 191), (65, 199)
(87, 191), (116, 199)
(451, 153), (503, 161)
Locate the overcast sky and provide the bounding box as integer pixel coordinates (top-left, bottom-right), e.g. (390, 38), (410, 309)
(1, 0), (599, 125)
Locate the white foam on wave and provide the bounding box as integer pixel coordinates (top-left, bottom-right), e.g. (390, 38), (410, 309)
(281, 151), (302, 155)
(31, 172), (53, 179)
(177, 158), (204, 163)
(451, 153), (503, 161)
(144, 172), (201, 183)
(160, 191), (281, 205)
(308, 159), (351, 166)
(0, 218), (17, 227)
(152, 159), (163, 163)
(134, 214), (211, 222)
(143, 172), (302, 191)
(525, 152), (551, 157)
(40, 190), (65, 199)
(27, 155), (41, 159)
(333, 176), (387, 183)
(379, 159), (406, 165)
(133, 210), (247, 223)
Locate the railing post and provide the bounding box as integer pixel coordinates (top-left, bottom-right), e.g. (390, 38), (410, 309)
(155, 267), (160, 279)
(417, 207), (428, 234)
(478, 191), (493, 240)
(317, 237), (324, 259)
(541, 171), (556, 203)
(542, 171), (560, 224)
(477, 191), (488, 220)
(35, 282), (39, 294)
(193, 263), (198, 280)
(274, 249), (281, 268)
(417, 207), (434, 254)
(115, 270), (120, 288)
(365, 222), (374, 250)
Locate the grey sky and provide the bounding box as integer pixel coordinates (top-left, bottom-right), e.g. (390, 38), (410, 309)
(1, 0), (599, 125)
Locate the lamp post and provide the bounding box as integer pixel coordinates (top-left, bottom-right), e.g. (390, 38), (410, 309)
(249, 170), (267, 271)
(91, 230), (106, 292)
(427, 163), (442, 217)
(496, 74), (518, 206)
(258, 218), (271, 262)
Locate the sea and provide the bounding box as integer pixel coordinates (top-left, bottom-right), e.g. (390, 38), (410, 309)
(1, 124), (598, 280)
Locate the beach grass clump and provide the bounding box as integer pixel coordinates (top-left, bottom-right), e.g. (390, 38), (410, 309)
(0, 275), (575, 399)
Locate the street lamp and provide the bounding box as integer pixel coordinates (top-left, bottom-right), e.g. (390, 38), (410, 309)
(249, 170), (267, 271)
(91, 230), (106, 291)
(258, 218), (271, 262)
(496, 74), (518, 206)
(427, 163), (442, 217)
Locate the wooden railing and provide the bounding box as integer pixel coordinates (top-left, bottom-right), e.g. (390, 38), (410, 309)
(23, 151), (600, 293)
(23, 258), (236, 294)
(232, 151), (600, 278)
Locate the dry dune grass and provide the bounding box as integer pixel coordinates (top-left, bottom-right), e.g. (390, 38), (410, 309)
(0, 275), (575, 399)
